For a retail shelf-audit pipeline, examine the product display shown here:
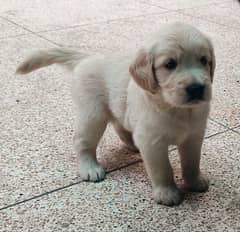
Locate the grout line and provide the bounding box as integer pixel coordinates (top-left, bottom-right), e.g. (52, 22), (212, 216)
(231, 126), (240, 135)
(0, 182), (82, 211)
(0, 127), (233, 211)
(139, 0), (232, 12)
(140, 0), (240, 31)
(0, 16), (62, 46)
(1, 0), (237, 45)
(209, 118), (240, 135)
(209, 117), (231, 129)
(31, 10), (173, 34)
(33, 1), (236, 35)
(0, 10), (173, 36)
(0, 16), (34, 33)
(178, 11), (239, 30)
(176, 3), (240, 31)
(204, 128), (230, 139)
(0, 126), (229, 212)
(0, 159), (142, 211)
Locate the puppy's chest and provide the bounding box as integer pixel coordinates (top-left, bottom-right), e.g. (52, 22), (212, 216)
(167, 113), (201, 144)
(170, 119), (191, 142)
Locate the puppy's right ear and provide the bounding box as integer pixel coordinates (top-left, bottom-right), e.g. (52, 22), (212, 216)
(129, 50), (159, 94)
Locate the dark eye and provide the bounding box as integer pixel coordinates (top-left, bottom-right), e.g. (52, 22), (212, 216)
(200, 56), (208, 66)
(164, 59), (177, 70)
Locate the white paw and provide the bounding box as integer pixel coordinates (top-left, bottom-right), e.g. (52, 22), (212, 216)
(153, 185), (183, 206)
(78, 158), (105, 182)
(184, 174), (209, 192)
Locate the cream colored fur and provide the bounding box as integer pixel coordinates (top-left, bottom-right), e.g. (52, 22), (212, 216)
(16, 22), (215, 206)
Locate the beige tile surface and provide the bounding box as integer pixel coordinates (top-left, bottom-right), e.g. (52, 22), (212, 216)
(233, 126), (240, 134)
(0, 131), (239, 232)
(180, 1), (240, 29)
(140, 0), (232, 10)
(0, 13), (229, 209)
(0, 18), (28, 39)
(0, 35), (140, 208)
(38, 11), (238, 51)
(0, 0), (166, 32)
(0, 0), (239, 231)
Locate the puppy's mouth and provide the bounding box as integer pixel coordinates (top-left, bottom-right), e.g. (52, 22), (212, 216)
(186, 98), (206, 106)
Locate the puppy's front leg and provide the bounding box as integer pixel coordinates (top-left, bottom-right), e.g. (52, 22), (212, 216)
(178, 134), (209, 192)
(73, 107), (108, 182)
(134, 130), (183, 206)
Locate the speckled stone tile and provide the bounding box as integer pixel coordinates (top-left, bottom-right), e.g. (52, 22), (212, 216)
(0, 17), (28, 39)
(0, 131), (239, 232)
(140, 0), (230, 10)
(232, 126), (240, 134)
(37, 12), (229, 52)
(180, 1), (240, 29)
(210, 64), (240, 128)
(0, 34), (141, 208)
(205, 120), (227, 138)
(39, 10), (240, 55)
(38, 26), (136, 53)
(0, 0), (166, 32)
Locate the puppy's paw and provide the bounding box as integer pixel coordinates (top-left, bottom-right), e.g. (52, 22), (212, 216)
(184, 174), (209, 192)
(78, 159), (105, 182)
(153, 185), (183, 206)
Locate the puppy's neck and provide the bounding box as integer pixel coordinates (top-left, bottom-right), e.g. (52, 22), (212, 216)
(144, 91), (173, 112)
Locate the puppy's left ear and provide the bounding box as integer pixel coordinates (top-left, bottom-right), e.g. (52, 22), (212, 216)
(129, 49), (159, 94)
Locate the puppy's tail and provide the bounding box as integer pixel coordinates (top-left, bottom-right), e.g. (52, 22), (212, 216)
(16, 48), (87, 74)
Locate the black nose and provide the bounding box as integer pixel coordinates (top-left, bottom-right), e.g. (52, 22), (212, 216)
(186, 83), (205, 100)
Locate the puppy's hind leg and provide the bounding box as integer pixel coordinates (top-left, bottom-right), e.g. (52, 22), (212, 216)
(112, 121), (139, 152)
(73, 104), (108, 182)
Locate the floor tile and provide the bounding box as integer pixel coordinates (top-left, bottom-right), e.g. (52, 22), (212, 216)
(39, 25), (136, 53)
(0, 34), (140, 208)
(0, 17), (28, 39)
(140, 0), (230, 10)
(1, 131), (239, 232)
(205, 120), (227, 137)
(232, 126), (240, 134)
(210, 64), (240, 128)
(181, 1), (240, 29)
(39, 11), (239, 54)
(0, 0), (166, 32)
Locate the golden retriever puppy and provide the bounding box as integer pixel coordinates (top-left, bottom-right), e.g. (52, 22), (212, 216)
(16, 22), (215, 206)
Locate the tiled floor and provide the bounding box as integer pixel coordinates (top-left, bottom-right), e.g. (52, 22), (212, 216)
(0, 0), (239, 231)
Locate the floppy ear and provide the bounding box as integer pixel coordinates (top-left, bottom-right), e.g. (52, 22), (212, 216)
(129, 49), (159, 94)
(208, 40), (216, 82)
(210, 49), (216, 82)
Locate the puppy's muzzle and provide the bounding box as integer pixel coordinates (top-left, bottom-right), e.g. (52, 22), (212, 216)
(186, 83), (205, 102)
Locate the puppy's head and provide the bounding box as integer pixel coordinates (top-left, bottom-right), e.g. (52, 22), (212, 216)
(129, 22), (215, 108)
